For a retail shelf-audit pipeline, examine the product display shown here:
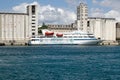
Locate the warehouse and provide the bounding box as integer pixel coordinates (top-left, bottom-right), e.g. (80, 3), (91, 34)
(88, 17), (116, 41)
(0, 5), (38, 45)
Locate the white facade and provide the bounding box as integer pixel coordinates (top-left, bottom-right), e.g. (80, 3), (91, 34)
(76, 3), (116, 41)
(77, 3), (88, 32)
(47, 24), (77, 33)
(0, 5), (38, 44)
(88, 17), (116, 41)
(27, 5), (38, 37)
(0, 14), (29, 41)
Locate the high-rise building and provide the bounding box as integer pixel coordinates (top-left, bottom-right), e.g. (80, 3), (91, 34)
(27, 5), (38, 37)
(77, 3), (88, 32)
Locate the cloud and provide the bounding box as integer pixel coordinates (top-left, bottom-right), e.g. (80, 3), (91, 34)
(90, 8), (120, 21)
(90, 0), (120, 21)
(105, 10), (120, 21)
(65, 0), (80, 6)
(65, 0), (87, 7)
(12, 2), (38, 13)
(39, 5), (76, 24)
(100, 0), (112, 7)
(90, 8), (105, 17)
(92, 0), (120, 11)
(100, 0), (120, 9)
(92, 0), (98, 4)
(12, 1), (76, 25)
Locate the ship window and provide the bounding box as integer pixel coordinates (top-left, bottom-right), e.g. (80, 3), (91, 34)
(31, 39), (39, 41)
(64, 36), (67, 38)
(31, 39), (35, 41)
(84, 36), (88, 38)
(79, 36), (82, 38)
(89, 36), (94, 38)
(35, 39), (39, 41)
(74, 36), (77, 38)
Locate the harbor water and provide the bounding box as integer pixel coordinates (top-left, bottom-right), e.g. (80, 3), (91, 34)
(0, 45), (120, 80)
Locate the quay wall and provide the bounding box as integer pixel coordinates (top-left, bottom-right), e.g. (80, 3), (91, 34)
(0, 40), (120, 46)
(100, 40), (119, 46)
(0, 40), (29, 46)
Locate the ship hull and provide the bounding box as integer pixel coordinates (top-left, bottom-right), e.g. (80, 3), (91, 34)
(28, 38), (101, 45)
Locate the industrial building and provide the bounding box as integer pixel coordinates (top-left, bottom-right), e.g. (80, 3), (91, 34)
(47, 3), (117, 44)
(76, 3), (116, 41)
(47, 23), (77, 33)
(0, 5), (38, 45)
(77, 3), (88, 32)
(88, 17), (116, 41)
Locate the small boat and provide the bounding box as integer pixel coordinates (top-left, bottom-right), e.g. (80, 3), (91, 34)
(56, 33), (63, 37)
(45, 31), (54, 36)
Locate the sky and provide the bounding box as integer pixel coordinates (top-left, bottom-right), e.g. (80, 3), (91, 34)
(0, 0), (120, 25)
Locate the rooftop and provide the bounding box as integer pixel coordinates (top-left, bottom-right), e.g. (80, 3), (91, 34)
(88, 17), (115, 20)
(0, 12), (28, 15)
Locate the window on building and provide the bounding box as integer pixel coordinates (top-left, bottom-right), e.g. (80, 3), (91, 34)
(32, 16), (36, 18)
(32, 23), (35, 24)
(77, 17), (80, 20)
(85, 14), (88, 16)
(32, 26), (35, 28)
(85, 10), (88, 13)
(32, 29), (35, 31)
(32, 32), (35, 35)
(80, 9), (83, 13)
(32, 19), (35, 21)
(81, 28), (83, 30)
(87, 21), (90, 27)
(32, 5), (35, 15)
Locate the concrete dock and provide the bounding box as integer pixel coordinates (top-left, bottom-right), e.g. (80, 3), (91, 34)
(100, 41), (119, 46)
(0, 40), (28, 46)
(0, 40), (120, 46)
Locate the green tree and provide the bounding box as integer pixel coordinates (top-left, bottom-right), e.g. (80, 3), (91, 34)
(38, 28), (42, 34)
(38, 23), (48, 34)
(41, 22), (48, 29)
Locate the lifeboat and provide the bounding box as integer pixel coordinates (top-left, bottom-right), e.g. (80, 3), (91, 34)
(56, 33), (63, 37)
(45, 31), (54, 36)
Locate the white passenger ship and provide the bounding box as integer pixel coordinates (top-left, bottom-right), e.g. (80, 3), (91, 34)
(28, 30), (101, 45)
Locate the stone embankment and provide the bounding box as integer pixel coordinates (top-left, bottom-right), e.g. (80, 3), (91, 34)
(0, 41), (28, 46)
(100, 41), (119, 46)
(0, 40), (120, 46)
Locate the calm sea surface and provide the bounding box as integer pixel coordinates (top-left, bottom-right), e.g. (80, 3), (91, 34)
(0, 45), (120, 80)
